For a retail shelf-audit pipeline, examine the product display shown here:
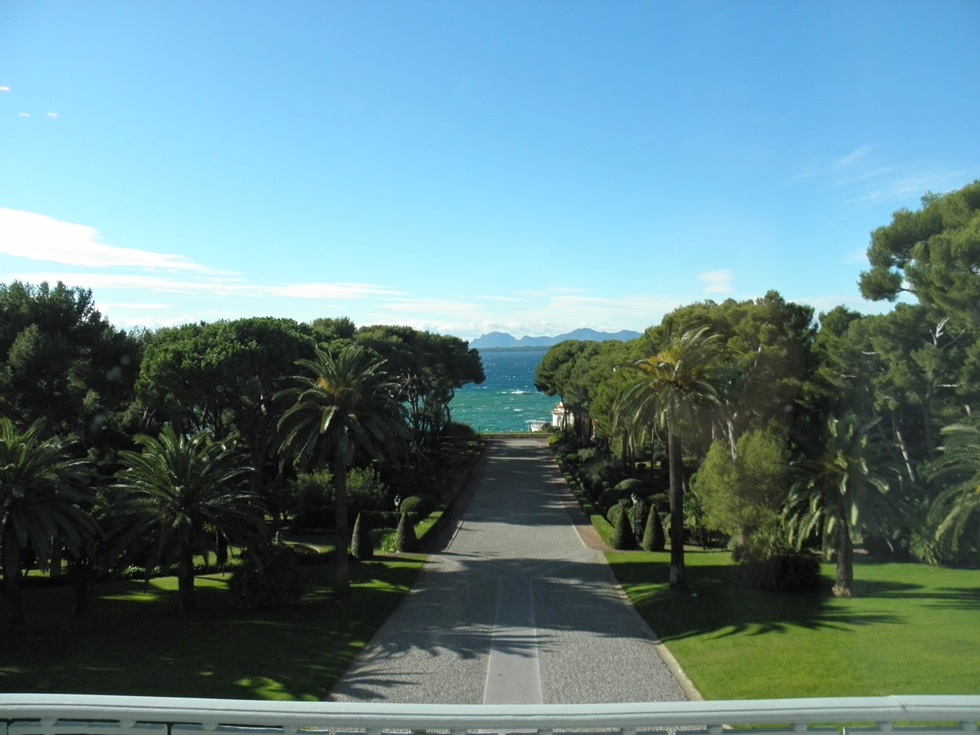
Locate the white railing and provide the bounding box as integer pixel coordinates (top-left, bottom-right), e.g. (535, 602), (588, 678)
(1, 695), (978, 735)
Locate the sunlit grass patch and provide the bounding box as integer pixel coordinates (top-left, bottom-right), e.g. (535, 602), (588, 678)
(608, 550), (980, 699)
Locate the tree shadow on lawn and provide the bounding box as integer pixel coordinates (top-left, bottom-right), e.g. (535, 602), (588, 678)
(613, 552), (906, 642)
(0, 559), (420, 701)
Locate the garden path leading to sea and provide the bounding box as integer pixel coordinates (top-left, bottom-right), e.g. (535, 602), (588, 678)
(328, 436), (695, 705)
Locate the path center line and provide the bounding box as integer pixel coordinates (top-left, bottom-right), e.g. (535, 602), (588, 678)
(482, 577), (542, 705)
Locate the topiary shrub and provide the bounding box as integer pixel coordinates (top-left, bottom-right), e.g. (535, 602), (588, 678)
(399, 494), (438, 519)
(610, 501), (638, 550)
(395, 512), (419, 552)
(607, 502), (624, 527)
(614, 478), (646, 495)
(229, 544), (305, 610)
(641, 506), (666, 551)
(350, 513), (374, 560)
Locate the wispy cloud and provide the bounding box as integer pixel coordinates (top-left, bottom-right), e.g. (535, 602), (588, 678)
(833, 146), (873, 169)
(0, 209), (211, 271)
(797, 148), (974, 208)
(698, 270), (734, 294)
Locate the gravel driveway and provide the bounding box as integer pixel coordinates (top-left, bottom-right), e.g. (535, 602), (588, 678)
(328, 437), (694, 705)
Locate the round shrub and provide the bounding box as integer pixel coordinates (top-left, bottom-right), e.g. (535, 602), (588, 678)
(734, 545), (820, 592)
(399, 494), (438, 519)
(614, 478), (646, 495)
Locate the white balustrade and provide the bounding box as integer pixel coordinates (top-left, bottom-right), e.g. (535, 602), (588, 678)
(1, 695), (978, 735)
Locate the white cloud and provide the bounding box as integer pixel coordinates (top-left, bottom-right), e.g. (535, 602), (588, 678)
(698, 270), (735, 294)
(834, 146), (873, 169)
(263, 283), (401, 300)
(0, 209), (211, 271)
(0, 86), (10, 93)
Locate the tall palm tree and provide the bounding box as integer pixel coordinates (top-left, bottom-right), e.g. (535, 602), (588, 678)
(785, 412), (901, 597)
(0, 418), (95, 626)
(112, 425), (260, 613)
(277, 343), (406, 596)
(927, 415), (980, 561)
(615, 327), (728, 590)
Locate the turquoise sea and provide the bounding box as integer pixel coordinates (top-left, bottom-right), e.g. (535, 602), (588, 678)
(450, 348), (557, 433)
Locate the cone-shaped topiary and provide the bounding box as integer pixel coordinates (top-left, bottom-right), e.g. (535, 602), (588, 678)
(351, 512), (374, 560)
(642, 504), (666, 551)
(611, 501), (638, 550)
(395, 512), (419, 552)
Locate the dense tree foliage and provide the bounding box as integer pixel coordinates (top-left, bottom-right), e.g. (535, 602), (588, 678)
(355, 325), (484, 449)
(277, 343), (407, 596)
(0, 418), (96, 625)
(111, 426), (261, 613)
(614, 327), (730, 589)
(0, 281), (141, 454)
(860, 180), (980, 331)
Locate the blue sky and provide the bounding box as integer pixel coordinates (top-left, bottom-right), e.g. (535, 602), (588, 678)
(1, 1), (978, 340)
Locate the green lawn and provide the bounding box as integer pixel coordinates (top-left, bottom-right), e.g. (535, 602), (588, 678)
(608, 550), (980, 700)
(0, 556), (423, 700)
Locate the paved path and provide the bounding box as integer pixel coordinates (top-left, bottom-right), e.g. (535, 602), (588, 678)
(328, 437), (692, 705)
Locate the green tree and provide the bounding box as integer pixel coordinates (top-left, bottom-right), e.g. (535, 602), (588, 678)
(694, 427), (788, 546)
(614, 327), (729, 590)
(277, 343), (406, 596)
(926, 415), (980, 562)
(785, 413), (901, 597)
(860, 180), (980, 330)
(111, 426), (261, 613)
(356, 326), (484, 450)
(0, 281), (140, 450)
(0, 419), (95, 626)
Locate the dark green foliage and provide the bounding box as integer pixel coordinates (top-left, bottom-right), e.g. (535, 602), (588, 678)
(229, 544), (305, 609)
(395, 513), (419, 552)
(610, 501), (638, 550)
(733, 545), (820, 593)
(399, 494), (437, 519)
(642, 505), (666, 551)
(350, 513), (373, 560)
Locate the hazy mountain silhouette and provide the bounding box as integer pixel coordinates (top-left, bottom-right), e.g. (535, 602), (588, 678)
(469, 328), (641, 349)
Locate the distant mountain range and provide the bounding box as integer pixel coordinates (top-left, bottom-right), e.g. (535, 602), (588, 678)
(469, 328), (642, 349)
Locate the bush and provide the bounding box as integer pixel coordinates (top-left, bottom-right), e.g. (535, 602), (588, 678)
(733, 522), (820, 592)
(350, 513), (373, 560)
(641, 506), (666, 551)
(610, 501), (638, 550)
(395, 512), (419, 552)
(614, 478), (647, 495)
(607, 502), (624, 527)
(229, 545), (305, 609)
(399, 494), (438, 519)
(735, 546), (820, 592)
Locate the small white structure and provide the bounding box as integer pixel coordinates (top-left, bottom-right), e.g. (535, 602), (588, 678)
(551, 402), (573, 429)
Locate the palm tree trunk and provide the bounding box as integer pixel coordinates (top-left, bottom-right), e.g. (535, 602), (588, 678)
(177, 545), (195, 613)
(667, 425), (687, 591)
(833, 514), (854, 597)
(333, 455), (351, 597)
(2, 532), (24, 626)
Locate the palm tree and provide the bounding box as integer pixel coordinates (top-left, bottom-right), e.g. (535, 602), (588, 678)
(0, 418), (95, 626)
(112, 425), (260, 613)
(927, 415), (980, 561)
(277, 343), (406, 596)
(614, 327), (728, 590)
(785, 412), (900, 597)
